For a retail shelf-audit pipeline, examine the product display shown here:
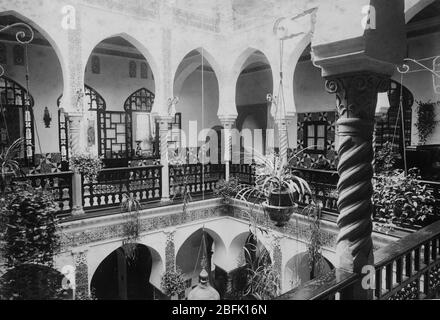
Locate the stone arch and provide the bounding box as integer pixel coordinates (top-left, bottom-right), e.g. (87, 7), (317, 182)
(286, 33), (313, 115)
(405, 0), (436, 22)
(229, 231), (274, 269)
(231, 47), (273, 86)
(0, 10), (66, 96)
(173, 47), (223, 88)
(172, 47), (222, 136)
(83, 33), (160, 86)
(0, 263), (73, 300)
(173, 61), (201, 97)
(175, 226), (227, 273)
(90, 243), (164, 300)
(88, 240), (164, 290)
(283, 251), (334, 292)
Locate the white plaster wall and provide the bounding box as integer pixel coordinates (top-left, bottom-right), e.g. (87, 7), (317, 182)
(294, 60), (335, 114)
(236, 69), (273, 106)
(176, 70), (221, 138)
(85, 52), (155, 112)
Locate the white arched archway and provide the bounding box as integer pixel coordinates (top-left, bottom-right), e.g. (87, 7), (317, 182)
(175, 226), (227, 274)
(405, 0), (436, 22)
(172, 47), (223, 89)
(0, 10), (67, 95)
(89, 242), (164, 299)
(283, 251), (334, 293)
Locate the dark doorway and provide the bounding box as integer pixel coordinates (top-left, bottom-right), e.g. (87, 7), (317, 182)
(91, 245), (155, 300)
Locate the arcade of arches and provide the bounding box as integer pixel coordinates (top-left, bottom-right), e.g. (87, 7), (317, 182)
(1, 0), (440, 300)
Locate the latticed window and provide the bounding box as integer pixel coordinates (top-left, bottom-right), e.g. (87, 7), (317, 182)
(124, 88), (157, 160)
(0, 76), (34, 164)
(124, 88), (154, 112)
(85, 85), (106, 111)
(304, 121), (327, 153)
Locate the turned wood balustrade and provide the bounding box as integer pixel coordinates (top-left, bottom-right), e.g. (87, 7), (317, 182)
(10, 171), (73, 216)
(169, 163), (225, 198)
(81, 165), (162, 210)
(278, 220), (440, 300)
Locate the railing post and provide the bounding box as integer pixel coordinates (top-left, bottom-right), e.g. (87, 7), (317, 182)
(157, 115), (173, 202)
(325, 73), (389, 299)
(219, 115), (236, 182)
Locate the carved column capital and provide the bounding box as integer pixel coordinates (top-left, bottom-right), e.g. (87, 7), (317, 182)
(218, 115), (236, 129)
(325, 73), (389, 140)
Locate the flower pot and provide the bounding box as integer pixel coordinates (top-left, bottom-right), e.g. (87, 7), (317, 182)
(262, 201), (297, 227)
(268, 189), (295, 207)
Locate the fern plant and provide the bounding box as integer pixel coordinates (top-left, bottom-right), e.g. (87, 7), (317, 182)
(0, 138), (24, 196)
(243, 239), (279, 300)
(120, 193), (141, 262)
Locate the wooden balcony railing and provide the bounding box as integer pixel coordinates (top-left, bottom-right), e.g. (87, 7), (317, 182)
(374, 219), (440, 299)
(293, 168), (339, 213)
(82, 165), (162, 211)
(231, 165), (440, 218)
(230, 163), (256, 185)
(169, 163), (225, 198)
(11, 171), (73, 216)
(278, 220), (440, 300)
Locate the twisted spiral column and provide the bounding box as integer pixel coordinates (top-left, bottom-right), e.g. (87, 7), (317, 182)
(278, 119), (289, 162)
(325, 73), (388, 274)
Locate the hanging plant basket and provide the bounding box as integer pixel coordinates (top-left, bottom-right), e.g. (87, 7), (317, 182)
(262, 189), (298, 227)
(262, 202), (297, 227)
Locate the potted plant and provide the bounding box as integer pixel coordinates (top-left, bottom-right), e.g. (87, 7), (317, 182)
(242, 234), (279, 300)
(161, 268), (186, 300)
(0, 138), (25, 197)
(373, 168), (437, 230)
(244, 152), (312, 227)
(213, 177), (240, 205)
(69, 153), (103, 183)
(415, 100), (439, 145)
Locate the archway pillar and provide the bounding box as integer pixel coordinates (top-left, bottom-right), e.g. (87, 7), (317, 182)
(218, 115), (237, 181)
(165, 229), (176, 272)
(72, 248), (90, 300)
(157, 115), (173, 202)
(311, 0), (406, 300)
(67, 112), (86, 216)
